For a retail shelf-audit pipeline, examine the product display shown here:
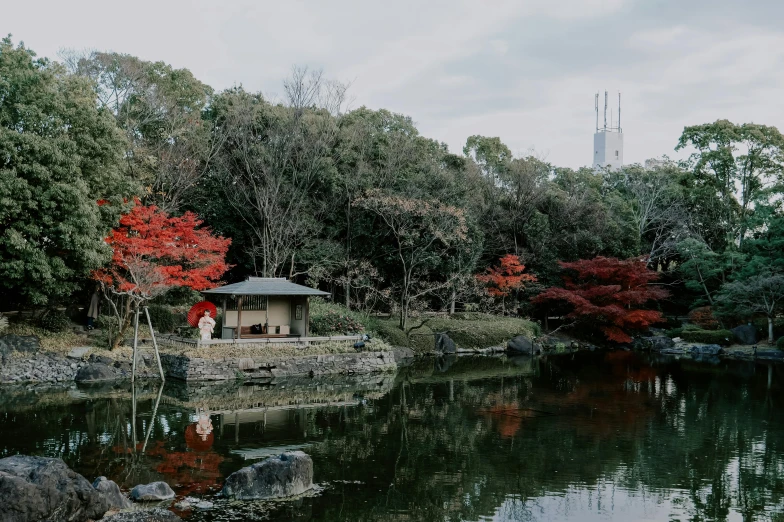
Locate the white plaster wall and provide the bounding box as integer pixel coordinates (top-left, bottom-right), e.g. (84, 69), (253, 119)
(593, 132), (624, 171)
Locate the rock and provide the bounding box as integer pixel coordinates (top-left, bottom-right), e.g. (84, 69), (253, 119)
(174, 500), (192, 510)
(647, 336), (675, 352)
(0, 335), (40, 359)
(101, 508), (182, 522)
(660, 347), (684, 355)
(672, 337), (682, 343)
(731, 324), (757, 345)
(0, 455), (109, 522)
(75, 362), (117, 382)
(689, 344), (723, 356)
(93, 476), (133, 509)
(194, 501), (214, 510)
(507, 335), (537, 355)
(391, 346), (415, 363)
(434, 333), (456, 354)
(221, 451), (314, 500)
(130, 481), (176, 501)
(756, 349), (784, 359)
(67, 346), (90, 359)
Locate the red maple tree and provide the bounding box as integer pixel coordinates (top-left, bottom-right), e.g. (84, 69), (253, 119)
(533, 256), (667, 343)
(476, 254), (537, 312)
(95, 203), (231, 348)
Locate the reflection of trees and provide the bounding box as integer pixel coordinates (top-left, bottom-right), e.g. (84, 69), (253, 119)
(306, 354), (784, 521)
(0, 354), (783, 521)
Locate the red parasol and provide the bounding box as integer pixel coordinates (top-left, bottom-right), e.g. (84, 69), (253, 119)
(185, 423), (214, 452)
(187, 301), (218, 327)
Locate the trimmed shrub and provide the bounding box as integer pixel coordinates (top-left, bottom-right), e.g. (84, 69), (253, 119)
(146, 305), (175, 333)
(687, 306), (720, 330)
(39, 309), (70, 333)
(310, 310), (364, 335)
(309, 299), (369, 335)
(680, 329), (733, 346)
(777, 336), (784, 351)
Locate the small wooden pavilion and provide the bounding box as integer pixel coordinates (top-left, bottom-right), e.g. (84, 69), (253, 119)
(202, 277), (329, 340)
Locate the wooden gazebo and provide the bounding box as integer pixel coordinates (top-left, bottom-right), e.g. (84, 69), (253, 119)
(202, 277), (329, 340)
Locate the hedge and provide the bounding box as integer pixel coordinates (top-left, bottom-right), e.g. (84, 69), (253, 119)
(679, 329), (734, 346)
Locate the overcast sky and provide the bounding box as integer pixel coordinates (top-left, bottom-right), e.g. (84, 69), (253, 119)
(4, 0), (783, 168)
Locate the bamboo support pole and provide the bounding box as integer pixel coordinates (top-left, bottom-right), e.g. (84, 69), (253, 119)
(143, 306), (166, 382)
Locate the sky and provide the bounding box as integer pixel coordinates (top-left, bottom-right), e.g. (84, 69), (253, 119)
(4, 0), (784, 168)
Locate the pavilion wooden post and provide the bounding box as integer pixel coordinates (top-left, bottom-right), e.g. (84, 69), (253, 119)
(222, 297), (227, 339)
(236, 296), (243, 340)
(143, 306), (166, 382)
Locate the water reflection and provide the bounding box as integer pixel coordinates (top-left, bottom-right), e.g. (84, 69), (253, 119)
(0, 353), (783, 521)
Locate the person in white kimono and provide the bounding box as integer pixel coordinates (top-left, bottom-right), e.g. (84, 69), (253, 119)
(198, 310), (216, 341)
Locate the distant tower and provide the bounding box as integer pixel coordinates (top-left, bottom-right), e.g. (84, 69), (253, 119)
(593, 91), (623, 171)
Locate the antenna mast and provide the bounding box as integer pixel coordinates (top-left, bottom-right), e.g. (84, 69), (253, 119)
(618, 92), (622, 132)
(603, 91), (608, 130)
(595, 93), (599, 131)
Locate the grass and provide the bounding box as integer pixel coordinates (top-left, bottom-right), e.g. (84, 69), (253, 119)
(4, 322), (87, 354)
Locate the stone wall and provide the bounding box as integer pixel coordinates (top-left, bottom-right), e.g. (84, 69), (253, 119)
(160, 351), (397, 381)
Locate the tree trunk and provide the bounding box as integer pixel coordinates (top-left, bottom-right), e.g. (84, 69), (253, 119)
(344, 279), (350, 309)
(112, 298), (135, 350)
(768, 316), (774, 344)
(449, 288), (456, 315)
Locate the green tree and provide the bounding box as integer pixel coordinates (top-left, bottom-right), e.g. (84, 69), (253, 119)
(676, 120), (784, 248)
(0, 37), (132, 306)
(715, 271), (784, 343)
(64, 50), (214, 213)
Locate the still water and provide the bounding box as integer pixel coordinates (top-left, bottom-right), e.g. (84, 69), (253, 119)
(1, 352), (783, 521)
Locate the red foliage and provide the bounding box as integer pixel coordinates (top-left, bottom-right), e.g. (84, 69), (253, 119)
(94, 204), (231, 298)
(476, 254), (537, 297)
(687, 306), (720, 330)
(533, 256), (668, 343)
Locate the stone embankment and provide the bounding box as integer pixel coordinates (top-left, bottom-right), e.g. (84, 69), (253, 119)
(161, 350), (397, 381)
(0, 333), (402, 384)
(0, 334), (161, 385)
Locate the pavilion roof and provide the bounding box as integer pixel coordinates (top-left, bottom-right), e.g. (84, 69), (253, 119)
(201, 277), (330, 297)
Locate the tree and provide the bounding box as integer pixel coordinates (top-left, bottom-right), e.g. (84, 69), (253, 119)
(677, 120), (784, 248)
(676, 238), (744, 306)
(0, 37), (132, 307)
(95, 203), (230, 349)
(476, 254), (537, 314)
(64, 50), (216, 213)
(354, 190), (469, 330)
(607, 163), (692, 264)
(204, 88), (337, 278)
(533, 256), (668, 343)
(715, 271), (784, 344)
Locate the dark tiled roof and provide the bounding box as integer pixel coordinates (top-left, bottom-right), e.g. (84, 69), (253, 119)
(202, 277), (330, 296)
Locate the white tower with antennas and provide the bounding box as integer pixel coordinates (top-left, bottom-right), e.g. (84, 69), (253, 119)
(593, 91), (623, 171)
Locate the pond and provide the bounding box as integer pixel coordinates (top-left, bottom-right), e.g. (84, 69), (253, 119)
(1, 351), (783, 521)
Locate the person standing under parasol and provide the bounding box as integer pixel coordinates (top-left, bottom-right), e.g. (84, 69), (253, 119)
(198, 310), (216, 340)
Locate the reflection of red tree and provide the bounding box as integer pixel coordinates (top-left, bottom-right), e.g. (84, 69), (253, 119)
(111, 430), (225, 496)
(185, 424), (214, 452)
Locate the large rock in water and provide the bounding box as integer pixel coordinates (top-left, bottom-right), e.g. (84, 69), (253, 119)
(102, 508), (182, 522)
(75, 362), (117, 382)
(731, 324), (757, 345)
(0, 455), (109, 522)
(130, 481), (176, 501)
(647, 336), (675, 352)
(690, 344), (723, 356)
(434, 333), (456, 354)
(93, 476), (133, 509)
(507, 336), (538, 355)
(222, 451), (313, 500)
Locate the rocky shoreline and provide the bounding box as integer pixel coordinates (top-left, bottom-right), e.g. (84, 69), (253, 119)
(0, 450), (316, 522)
